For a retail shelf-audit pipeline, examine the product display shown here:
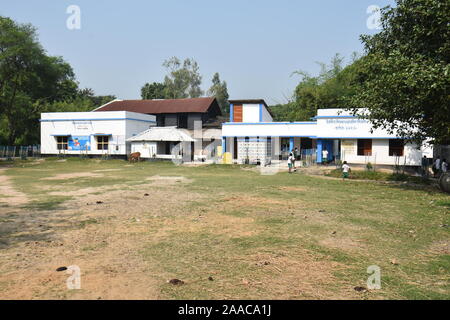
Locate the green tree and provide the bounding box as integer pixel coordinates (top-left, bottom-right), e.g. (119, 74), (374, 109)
(162, 57), (203, 99)
(270, 54), (360, 122)
(207, 72), (229, 115)
(0, 16), (79, 145)
(78, 87), (116, 106)
(0, 17), (116, 145)
(140, 82), (167, 100)
(349, 0), (450, 144)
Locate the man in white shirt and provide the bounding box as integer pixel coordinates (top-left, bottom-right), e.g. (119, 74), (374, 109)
(342, 161), (351, 179)
(322, 149), (329, 164)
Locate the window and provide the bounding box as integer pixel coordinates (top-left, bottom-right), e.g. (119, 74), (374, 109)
(357, 139), (372, 156)
(56, 136), (68, 150)
(97, 136), (109, 150)
(177, 114), (188, 128)
(389, 139), (404, 156)
(157, 115), (165, 127)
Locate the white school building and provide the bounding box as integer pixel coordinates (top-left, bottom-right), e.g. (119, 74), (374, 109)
(40, 111), (156, 156)
(222, 100), (433, 167)
(40, 98), (432, 167)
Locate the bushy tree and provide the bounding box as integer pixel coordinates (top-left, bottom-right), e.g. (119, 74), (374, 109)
(0, 16), (79, 145)
(349, 0), (450, 144)
(162, 57), (203, 99)
(140, 82), (167, 100)
(270, 54), (360, 121)
(207, 72), (229, 115)
(0, 16), (116, 145)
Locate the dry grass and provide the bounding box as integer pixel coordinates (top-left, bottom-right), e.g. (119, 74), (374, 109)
(0, 159), (448, 300)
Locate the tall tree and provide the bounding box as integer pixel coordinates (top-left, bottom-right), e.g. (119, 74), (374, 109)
(140, 82), (167, 100)
(273, 54), (359, 121)
(162, 57), (203, 99)
(349, 0), (450, 144)
(0, 16), (78, 145)
(207, 72), (229, 115)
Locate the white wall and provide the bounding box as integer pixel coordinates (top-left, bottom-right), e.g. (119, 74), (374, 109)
(261, 105), (273, 122)
(222, 122), (318, 138)
(341, 139), (427, 166)
(242, 104), (260, 122)
(40, 111), (155, 155)
(130, 142), (157, 158)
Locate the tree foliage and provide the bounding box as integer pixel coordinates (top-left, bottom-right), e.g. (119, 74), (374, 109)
(140, 82), (167, 100)
(162, 57), (203, 99)
(349, 0), (450, 144)
(0, 16), (115, 145)
(207, 72), (229, 115)
(270, 54), (360, 121)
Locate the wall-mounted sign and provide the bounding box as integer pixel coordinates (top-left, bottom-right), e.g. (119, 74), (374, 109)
(68, 136), (91, 151)
(326, 119), (367, 131)
(73, 121), (91, 130)
(341, 139), (355, 155)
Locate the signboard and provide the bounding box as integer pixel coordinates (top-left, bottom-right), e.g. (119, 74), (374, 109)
(68, 136), (91, 151)
(341, 139), (355, 155)
(73, 121), (92, 130)
(326, 119), (368, 131)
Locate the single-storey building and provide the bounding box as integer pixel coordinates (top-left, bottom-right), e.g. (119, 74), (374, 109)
(222, 100), (433, 166)
(40, 111), (155, 157)
(127, 126), (194, 161)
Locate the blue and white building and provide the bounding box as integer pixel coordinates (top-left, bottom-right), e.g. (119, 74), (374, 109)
(40, 98), (432, 166)
(222, 100), (432, 166)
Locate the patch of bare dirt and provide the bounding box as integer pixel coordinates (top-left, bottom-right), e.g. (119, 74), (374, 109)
(0, 182), (209, 299)
(146, 175), (192, 185)
(41, 172), (104, 180)
(224, 195), (285, 207)
(278, 186), (308, 192)
(244, 250), (360, 299)
(93, 169), (121, 172)
(319, 237), (367, 252)
(0, 169), (28, 206)
(428, 240), (450, 255)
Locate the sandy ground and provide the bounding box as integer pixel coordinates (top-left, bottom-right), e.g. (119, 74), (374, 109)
(0, 168), (28, 206)
(0, 172), (203, 299)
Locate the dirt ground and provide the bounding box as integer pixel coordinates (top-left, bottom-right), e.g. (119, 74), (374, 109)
(0, 160), (448, 300)
(0, 173), (209, 299)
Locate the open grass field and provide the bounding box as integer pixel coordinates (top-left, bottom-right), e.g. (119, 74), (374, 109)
(0, 158), (448, 300)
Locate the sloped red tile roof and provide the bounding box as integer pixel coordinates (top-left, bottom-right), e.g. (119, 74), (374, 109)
(94, 97), (221, 115)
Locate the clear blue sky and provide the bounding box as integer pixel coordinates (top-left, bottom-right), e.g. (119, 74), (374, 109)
(1, 0), (394, 105)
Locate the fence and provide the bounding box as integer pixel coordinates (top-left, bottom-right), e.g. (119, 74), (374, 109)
(0, 145), (41, 160)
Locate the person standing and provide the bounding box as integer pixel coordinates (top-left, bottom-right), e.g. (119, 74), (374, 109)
(291, 149), (297, 171)
(433, 156), (441, 177)
(322, 149), (329, 165)
(442, 159), (448, 173)
(288, 152), (294, 174)
(421, 155), (429, 177)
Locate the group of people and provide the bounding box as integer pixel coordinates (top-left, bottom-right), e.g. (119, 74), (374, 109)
(430, 156), (448, 177)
